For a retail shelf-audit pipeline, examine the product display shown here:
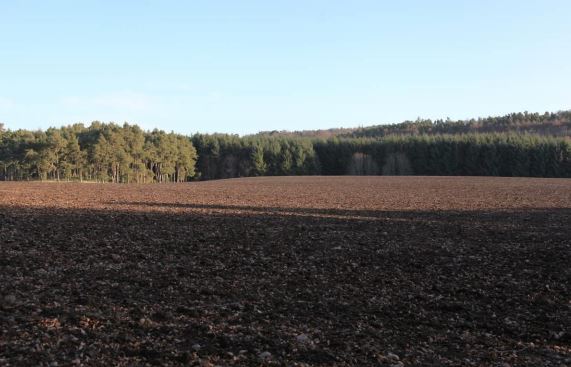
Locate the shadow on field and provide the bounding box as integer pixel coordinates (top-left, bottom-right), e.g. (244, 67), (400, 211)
(110, 200), (571, 225)
(1, 205), (570, 366)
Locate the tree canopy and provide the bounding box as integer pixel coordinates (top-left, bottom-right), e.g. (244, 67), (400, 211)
(1, 111), (570, 182)
(0, 123), (197, 182)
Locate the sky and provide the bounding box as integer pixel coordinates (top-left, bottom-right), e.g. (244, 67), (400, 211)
(0, 1), (570, 135)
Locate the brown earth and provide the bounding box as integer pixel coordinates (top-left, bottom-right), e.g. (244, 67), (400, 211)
(0, 176), (570, 366)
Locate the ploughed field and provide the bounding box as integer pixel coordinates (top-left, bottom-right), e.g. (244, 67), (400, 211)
(1, 176), (570, 366)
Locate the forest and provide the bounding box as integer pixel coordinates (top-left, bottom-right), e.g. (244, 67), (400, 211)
(0, 122), (196, 183)
(257, 110), (571, 138)
(1, 110), (570, 182)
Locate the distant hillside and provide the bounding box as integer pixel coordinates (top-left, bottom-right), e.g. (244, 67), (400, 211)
(255, 110), (571, 138)
(254, 127), (357, 139)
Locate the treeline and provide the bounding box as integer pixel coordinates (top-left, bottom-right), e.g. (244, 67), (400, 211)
(313, 134), (571, 177)
(1, 114), (571, 182)
(347, 111), (571, 138)
(0, 122), (196, 182)
(256, 110), (571, 138)
(191, 134), (319, 180)
(194, 133), (571, 179)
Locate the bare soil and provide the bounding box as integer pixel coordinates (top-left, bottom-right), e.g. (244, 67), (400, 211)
(1, 176), (570, 366)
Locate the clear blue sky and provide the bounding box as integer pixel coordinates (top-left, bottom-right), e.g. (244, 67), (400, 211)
(1, 0), (570, 135)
